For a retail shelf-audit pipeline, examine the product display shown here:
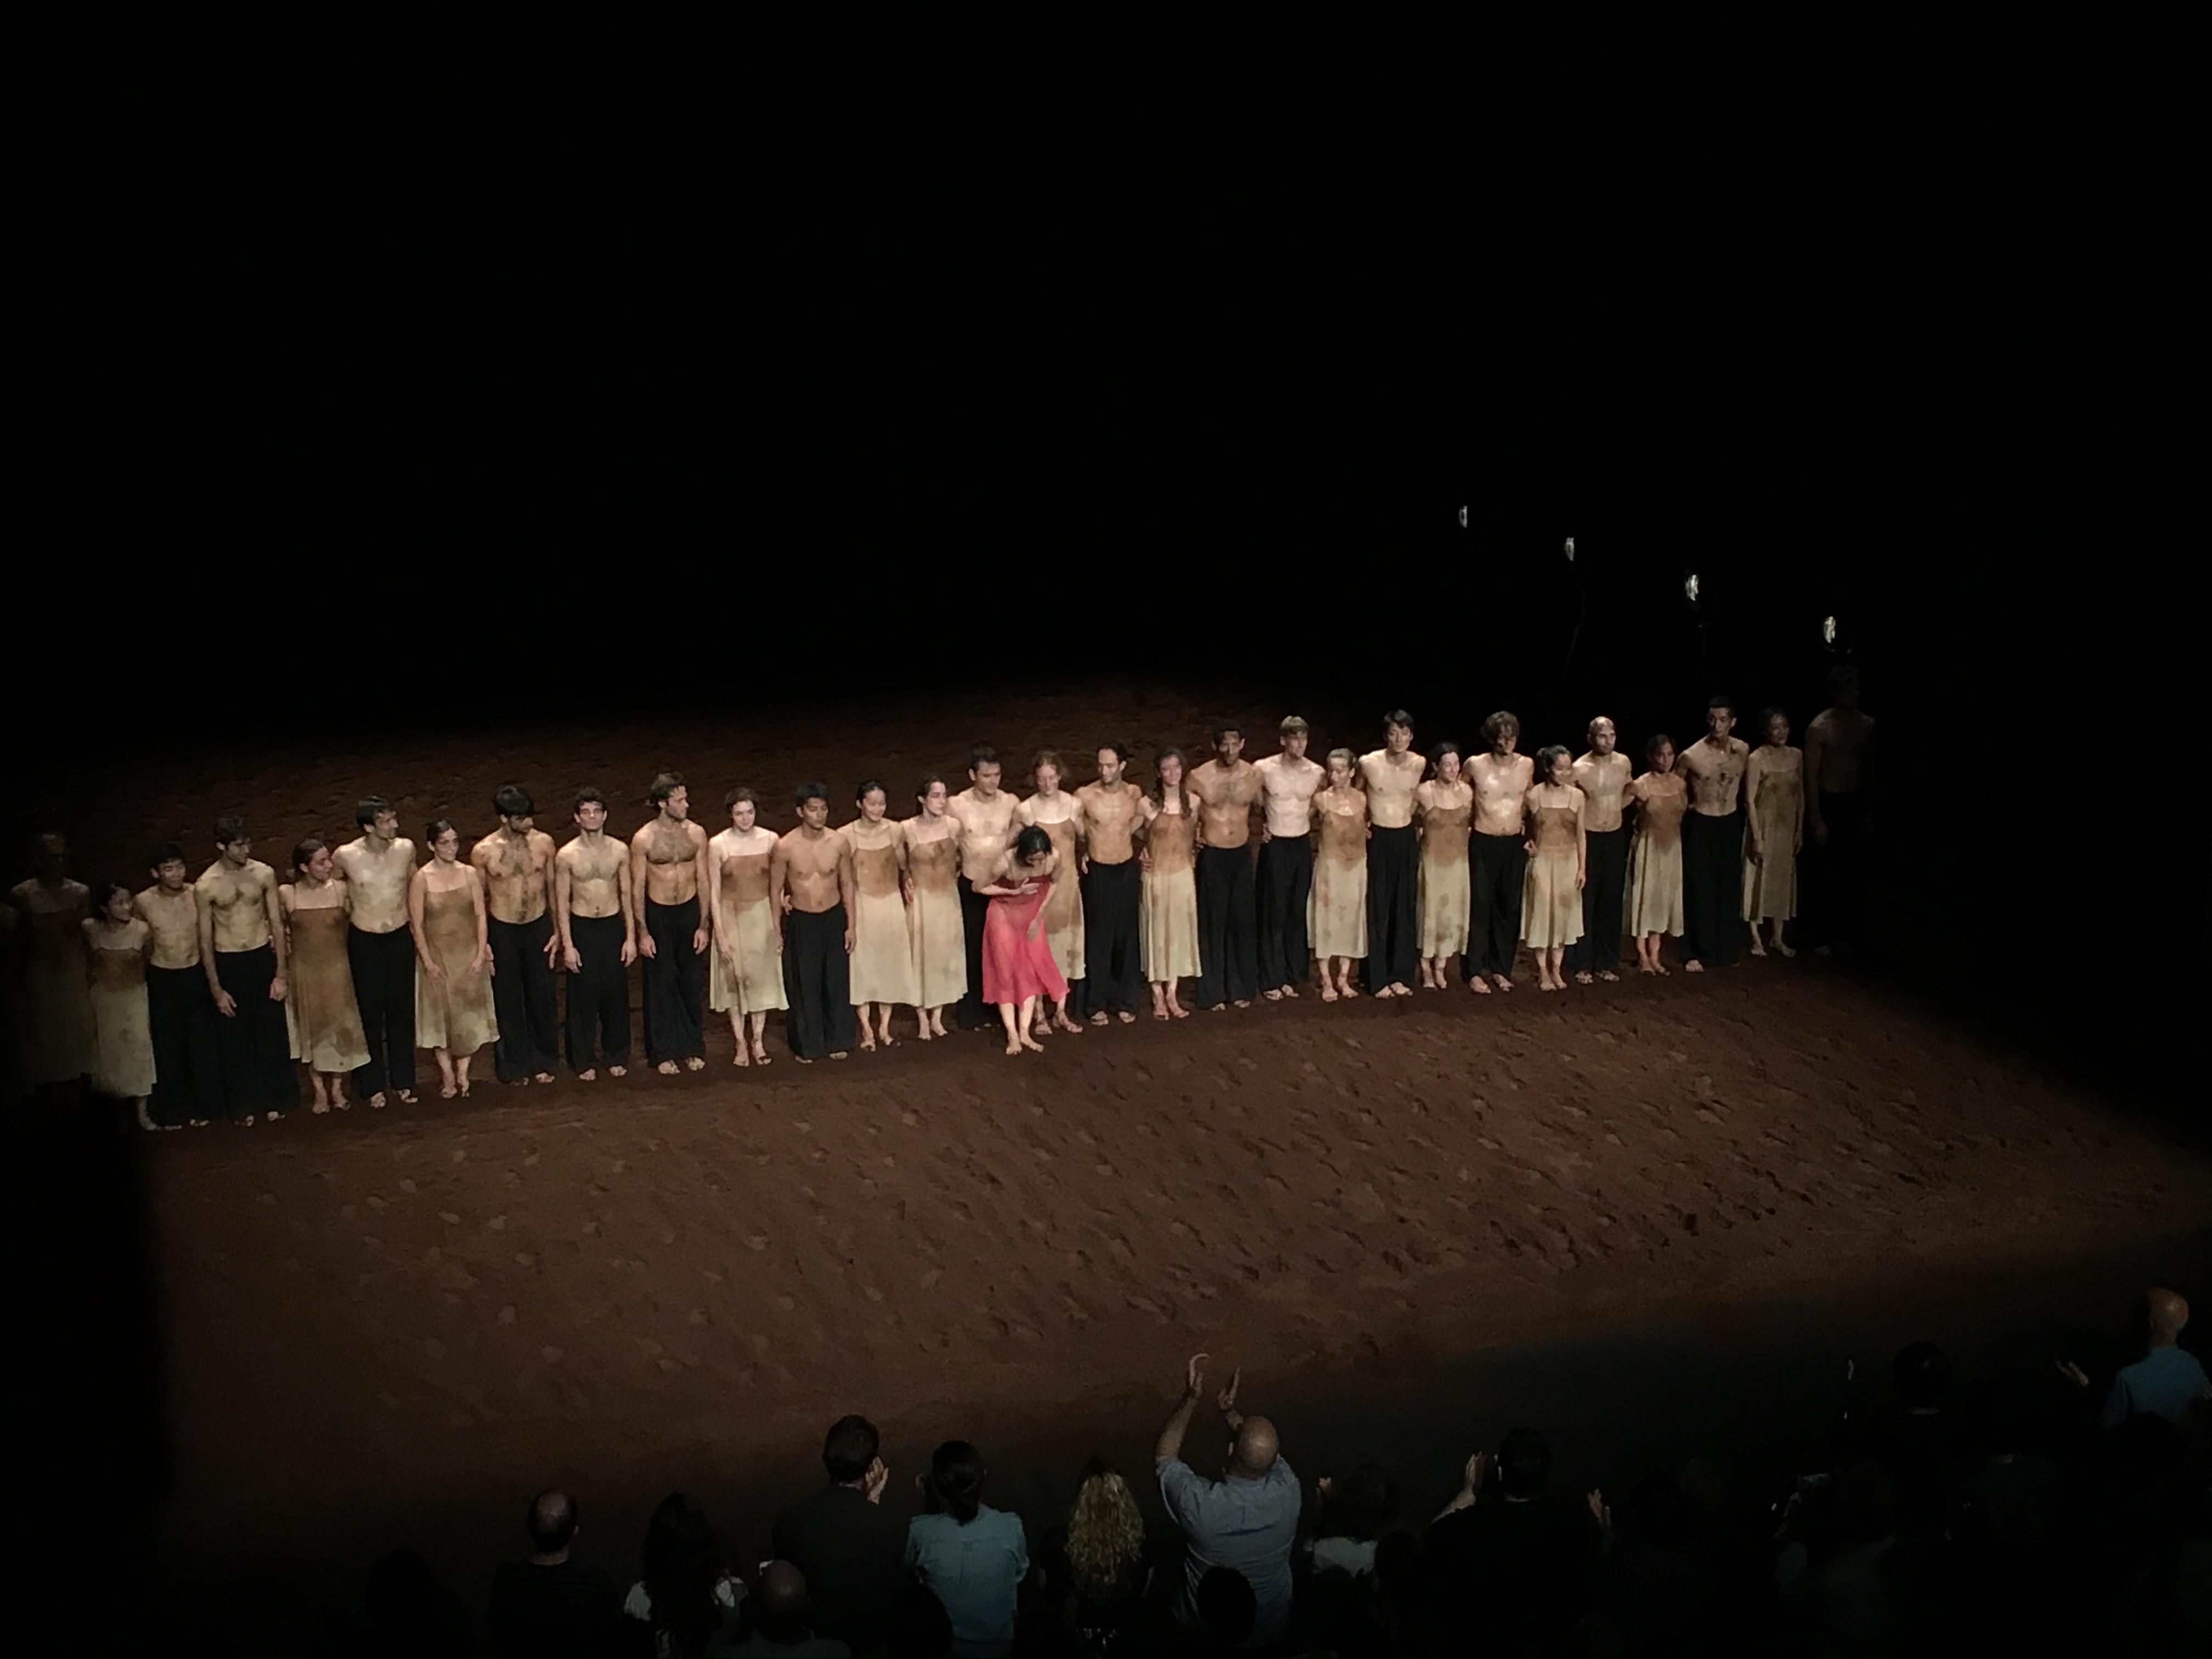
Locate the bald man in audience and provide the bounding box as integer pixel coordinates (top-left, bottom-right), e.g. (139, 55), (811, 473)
(745, 1561), (843, 1656)
(1565, 716), (1633, 984)
(487, 1487), (620, 1659)
(2058, 1287), (2212, 1427)
(1154, 1353), (1300, 1648)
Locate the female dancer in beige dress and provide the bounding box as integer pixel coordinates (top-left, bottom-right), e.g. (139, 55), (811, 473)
(845, 781), (920, 1051)
(1414, 741), (1472, 991)
(1625, 735), (1688, 975)
(1742, 708), (1804, 957)
(281, 838), (370, 1113)
(708, 786), (785, 1067)
(1521, 746), (1587, 992)
(1017, 751), (1086, 1034)
(84, 881), (155, 1122)
(1309, 749), (1370, 1001)
(409, 819), (496, 1098)
(902, 775), (966, 1039)
(1137, 747), (1200, 1020)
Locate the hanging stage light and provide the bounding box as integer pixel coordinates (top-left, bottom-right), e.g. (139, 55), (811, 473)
(1564, 537), (1576, 563)
(1458, 506), (1468, 528)
(1822, 615), (1837, 647)
(1684, 572), (1701, 606)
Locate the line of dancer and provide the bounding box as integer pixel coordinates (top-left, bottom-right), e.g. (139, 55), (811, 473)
(7, 669), (1872, 1121)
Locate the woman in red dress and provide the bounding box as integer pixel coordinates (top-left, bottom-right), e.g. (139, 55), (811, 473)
(979, 825), (1068, 1056)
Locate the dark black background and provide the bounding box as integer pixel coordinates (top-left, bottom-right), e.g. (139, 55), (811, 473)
(8, 14), (2193, 1637)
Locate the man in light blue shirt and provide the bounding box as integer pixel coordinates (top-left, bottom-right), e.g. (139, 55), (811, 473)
(2058, 1286), (2211, 1427)
(1154, 1354), (1300, 1648)
(906, 1440), (1028, 1659)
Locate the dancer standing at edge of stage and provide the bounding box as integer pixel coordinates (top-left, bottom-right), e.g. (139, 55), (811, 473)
(196, 816), (296, 1125)
(1187, 723), (1263, 1012)
(1566, 718), (1633, 984)
(846, 779), (921, 1051)
(1137, 746), (1201, 1020)
(631, 772), (709, 1074)
(1357, 711), (1423, 998)
(773, 782), (857, 1063)
(1074, 744), (1147, 1025)
(335, 797), (419, 1108)
(947, 747), (1020, 1033)
(902, 775), (967, 1039)
(1253, 716), (1325, 1002)
(137, 842), (220, 1127)
(1624, 735), (1688, 975)
(279, 837), (369, 1114)
(471, 786), (561, 1086)
(707, 786), (787, 1065)
(1310, 748), (1370, 1002)
(555, 786), (635, 1081)
(83, 880), (155, 1124)
(1521, 745), (1588, 992)
(1414, 741), (1473, 991)
(980, 823), (1068, 1056)
(1464, 712), (1534, 994)
(1803, 664), (1875, 955)
(1678, 697), (1750, 972)
(1742, 708), (1804, 958)
(1016, 752), (1086, 1034)
(13, 833), (93, 1101)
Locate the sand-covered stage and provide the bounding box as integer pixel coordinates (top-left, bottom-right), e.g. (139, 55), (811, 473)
(55, 690), (2207, 1629)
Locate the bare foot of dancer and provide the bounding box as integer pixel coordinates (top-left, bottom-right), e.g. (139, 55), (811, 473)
(1003, 1035), (1024, 1055)
(534, 1070), (556, 1084)
(685, 1055), (706, 1070)
(858, 1032), (877, 1053)
(828, 1051), (849, 1060)
(606, 1065), (626, 1077)
(441, 1081), (460, 1099)
(238, 1115), (256, 1127)
(1053, 1011), (1082, 1034)
(1747, 939), (1768, 958)
(732, 1045), (750, 1066)
(1117, 1009), (1136, 1023)
(657, 1059), (681, 1075)
(1019, 1032), (1045, 1053)
(1598, 969), (1619, 982)
(1574, 971), (1594, 985)
(1774, 941), (1796, 958)
(1492, 974), (1514, 993)
(1281, 983), (1300, 998)
(753, 1037), (772, 1065)
(1090, 1009), (1111, 1025)
(1468, 975), (1491, 994)
(1320, 983), (1339, 1002)
(576, 1069), (596, 1082)
(1263, 988), (1282, 1002)
(1684, 960), (1704, 973)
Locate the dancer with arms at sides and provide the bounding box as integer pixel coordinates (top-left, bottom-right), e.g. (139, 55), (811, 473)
(706, 786), (786, 1066)
(1742, 708), (1804, 958)
(83, 881), (155, 1128)
(979, 824), (1068, 1056)
(13, 832), (93, 1102)
(334, 797), (419, 1108)
(1521, 746), (1588, 992)
(1016, 752), (1086, 1034)
(1137, 747), (1201, 1021)
(1073, 744), (1146, 1025)
(1803, 663), (1875, 956)
(947, 747), (1021, 1032)
(902, 776), (966, 1040)
(555, 786), (635, 1081)
(1678, 697), (1750, 972)
(1252, 716), (1325, 1002)
(1186, 723), (1263, 1012)
(630, 772), (710, 1074)
(1309, 749), (1370, 1002)
(1464, 712), (1534, 994)
(1624, 735), (1689, 975)
(196, 817), (296, 1125)
(846, 780), (919, 1052)
(410, 819), (496, 1099)
(1566, 716), (1633, 984)
(772, 783), (857, 1064)
(1357, 712), (1423, 997)
(471, 786), (561, 1086)
(136, 843), (219, 1128)
(1414, 741), (1473, 991)
(280, 838), (369, 1114)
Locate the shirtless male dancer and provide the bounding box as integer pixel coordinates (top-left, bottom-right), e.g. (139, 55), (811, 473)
(947, 747), (1020, 1032)
(1358, 711), (1425, 997)
(1187, 722), (1264, 1011)
(471, 786), (560, 1085)
(772, 783), (857, 1063)
(334, 797), (419, 1107)
(1565, 717), (1633, 984)
(196, 817), (296, 1124)
(1678, 696), (1751, 972)
(631, 772), (710, 1074)
(1464, 712), (1534, 994)
(1253, 716), (1326, 1000)
(137, 842), (219, 1126)
(1803, 664), (1875, 955)
(555, 786), (635, 1080)
(1074, 743), (1146, 1024)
